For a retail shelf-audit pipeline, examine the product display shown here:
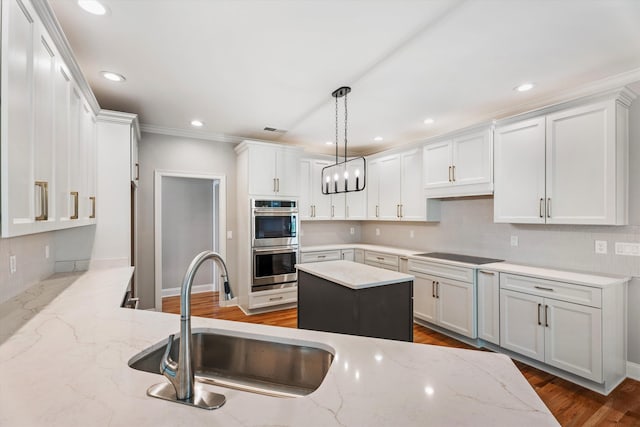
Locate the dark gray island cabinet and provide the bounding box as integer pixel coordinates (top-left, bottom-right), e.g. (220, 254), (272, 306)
(296, 260), (414, 342)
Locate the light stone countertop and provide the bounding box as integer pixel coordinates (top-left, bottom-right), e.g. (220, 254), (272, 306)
(296, 260), (414, 289)
(301, 243), (630, 287)
(0, 267), (559, 426)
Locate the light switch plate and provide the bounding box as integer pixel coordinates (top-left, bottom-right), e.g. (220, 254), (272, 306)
(510, 235), (518, 247)
(410, 230), (415, 238)
(9, 255), (16, 274)
(375, 228), (380, 236)
(226, 230), (233, 240)
(45, 244), (50, 259)
(594, 240), (607, 254)
(350, 227), (355, 235)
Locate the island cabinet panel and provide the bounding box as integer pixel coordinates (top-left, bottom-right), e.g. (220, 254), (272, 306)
(297, 270), (413, 342)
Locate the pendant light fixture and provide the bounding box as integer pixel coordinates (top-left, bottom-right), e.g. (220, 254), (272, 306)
(321, 86), (366, 195)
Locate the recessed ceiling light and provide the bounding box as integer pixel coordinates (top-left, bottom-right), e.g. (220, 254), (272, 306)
(100, 71), (125, 82)
(325, 141), (334, 145)
(77, 0), (107, 15)
(190, 120), (204, 127)
(423, 118), (434, 125)
(374, 136), (383, 142)
(515, 82), (535, 92)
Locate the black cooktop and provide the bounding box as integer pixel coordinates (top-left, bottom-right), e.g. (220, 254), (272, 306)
(414, 252), (503, 265)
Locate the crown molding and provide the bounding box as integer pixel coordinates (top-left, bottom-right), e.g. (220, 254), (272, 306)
(31, 0), (100, 115)
(139, 124), (247, 144)
(97, 110), (140, 137)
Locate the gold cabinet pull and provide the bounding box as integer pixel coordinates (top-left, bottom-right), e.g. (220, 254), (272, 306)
(35, 181), (49, 221)
(89, 196), (96, 219)
(70, 191), (79, 219)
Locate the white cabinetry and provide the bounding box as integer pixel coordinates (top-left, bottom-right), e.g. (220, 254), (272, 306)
(494, 94), (632, 225)
(1, 0), (97, 237)
(364, 250), (399, 271)
(340, 249), (355, 261)
(300, 158), (348, 220)
(423, 127), (493, 198)
(477, 269), (500, 345)
(354, 249), (364, 264)
(301, 248), (355, 263)
(241, 141), (301, 197)
(409, 259), (476, 338)
(499, 272), (626, 388)
(367, 149), (439, 221)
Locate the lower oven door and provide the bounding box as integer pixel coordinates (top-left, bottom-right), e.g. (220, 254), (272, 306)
(252, 246), (298, 289)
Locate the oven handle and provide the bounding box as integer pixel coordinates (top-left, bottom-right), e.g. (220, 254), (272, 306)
(253, 209), (298, 215)
(253, 247), (298, 254)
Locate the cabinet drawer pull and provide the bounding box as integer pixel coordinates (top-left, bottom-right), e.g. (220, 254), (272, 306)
(376, 256), (384, 261)
(89, 196), (96, 219)
(547, 198), (551, 218)
(545, 304), (549, 327)
(534, 286), (554, 292)
(479, 270), (495, 276)
(269, 296), (284, 301)
(70, 191), (79, 219)
(317, 255), (326, 259)
(35, 181), (49, 221)
(537, 303), (542, 325)
(539, 198), (544, 218)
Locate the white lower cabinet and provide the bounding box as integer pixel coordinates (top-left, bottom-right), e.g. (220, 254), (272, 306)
(477, 269), (500, 345)
(354, 249), (364, 264)
(364, 250), (399, 271)
(249, 287), (297, 309)
(300, 250), (341, 263)
(410, 259), (476, 338)
(500, 273), (605, 383)
(340, 249), (355, 261)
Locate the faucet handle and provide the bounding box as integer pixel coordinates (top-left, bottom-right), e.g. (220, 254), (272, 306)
(160, 334), (178, 385)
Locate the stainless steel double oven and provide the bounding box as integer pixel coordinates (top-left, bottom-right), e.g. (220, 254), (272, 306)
(251, 199), (298, 292)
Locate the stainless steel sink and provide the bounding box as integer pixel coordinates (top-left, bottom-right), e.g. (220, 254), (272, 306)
(128, 328), (334, 398)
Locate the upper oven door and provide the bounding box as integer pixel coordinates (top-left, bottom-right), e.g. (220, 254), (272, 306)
(252, 211), (298, 247)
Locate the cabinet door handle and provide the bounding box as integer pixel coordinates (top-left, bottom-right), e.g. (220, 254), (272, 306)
(545, 305), (549, 327)
(448, 166), (452, 182)
(70, 191), (79, 220)
(331, 205), (335, 217)
(273, 178), (277, 192)
(313, 205), (316, 217)
(432, 281), (436, 298)
(135, 163), (140, 181)
(436, 281), (439, 299)
(400, 204), (404, 218)
(397, 204), (400, 218)
(452, 165), (456, 182)
(539, 198), (544, 218)
(277, 178), (280, 193)
(35, 181), (49, 221)
(269, 296), (284, 301)
(376, 205), (379, 218)
(537, 303), (542, 325)
(534, 286), (554, 292)
(546, 198), (551, 218)
(479, 270), (495, 276)
(89, 196), (96, 219)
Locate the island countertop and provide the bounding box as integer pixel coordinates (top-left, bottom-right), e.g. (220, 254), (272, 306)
(296, 260), (414, 289)
(0, 267), (559, 426)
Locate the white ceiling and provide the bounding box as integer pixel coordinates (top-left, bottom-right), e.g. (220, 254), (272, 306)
(49, 0), (640, 154)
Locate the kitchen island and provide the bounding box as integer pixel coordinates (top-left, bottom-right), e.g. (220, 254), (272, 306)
(0, 268), (559, 426)
(297, 260), (414, 341)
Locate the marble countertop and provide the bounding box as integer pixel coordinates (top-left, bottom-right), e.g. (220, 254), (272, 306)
(0, 267), (559, 426)
(301, 244), (630, 286)
(296, 260), (414, 289)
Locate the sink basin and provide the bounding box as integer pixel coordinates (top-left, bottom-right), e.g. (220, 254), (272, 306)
(128, 328), (334, 398)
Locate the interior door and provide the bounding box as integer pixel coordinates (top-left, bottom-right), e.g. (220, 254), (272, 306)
(500, 289), (545, 362)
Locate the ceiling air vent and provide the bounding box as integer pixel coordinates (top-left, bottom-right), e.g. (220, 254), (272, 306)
(263, 127), (287, 134)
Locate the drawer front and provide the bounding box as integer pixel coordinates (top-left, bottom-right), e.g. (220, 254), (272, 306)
(249, 288), (297, 309)
(364, 251), (399, 268)
(408, 259), (473, 283)
(365, 260), (399, 272)
(500, 273), (602, 308)
(300, 250), (341, 263)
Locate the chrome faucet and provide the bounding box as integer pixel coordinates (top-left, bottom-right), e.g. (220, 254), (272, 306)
(147, 251), (230, 410)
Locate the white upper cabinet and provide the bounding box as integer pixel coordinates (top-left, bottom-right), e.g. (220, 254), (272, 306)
(1, 0), (98, 237)
(243, 142), (301, 197)
(494, 93), (632, 225)
(299, 158), (331, 220)
(345, 160), (367, 220)
(423, 127), (493, 198)
(368, 149), (438, 221)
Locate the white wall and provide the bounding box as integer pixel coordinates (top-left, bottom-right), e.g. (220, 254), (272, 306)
(137, 133), (237, 309)
(0, 233), (56, 304)
(161, 177), (214, 291)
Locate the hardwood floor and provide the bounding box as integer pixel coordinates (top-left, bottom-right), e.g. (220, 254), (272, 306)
(163, 292), (640, 426)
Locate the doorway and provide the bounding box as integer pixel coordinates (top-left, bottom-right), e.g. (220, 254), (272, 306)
(154, 170), (226, 311)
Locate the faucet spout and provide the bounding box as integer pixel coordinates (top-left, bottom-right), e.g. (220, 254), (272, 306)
(161, 251), (231, 401)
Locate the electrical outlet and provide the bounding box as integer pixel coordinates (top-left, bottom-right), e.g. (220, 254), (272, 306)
(615, 242), (640, 256)
(226, 230), (233, 240)
(9, 255), (16, 274)
(594, 240), (607, 254)
(45, 244), (50, 259)
(510, 235), (518, 247)
(375, 228), (380, 236)
(410, 230), (415, 239)
(350, 227), (355, 235)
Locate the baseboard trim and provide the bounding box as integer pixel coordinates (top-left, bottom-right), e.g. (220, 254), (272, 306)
(627, 361), (640, 381)
(161, 283), (216, 298)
